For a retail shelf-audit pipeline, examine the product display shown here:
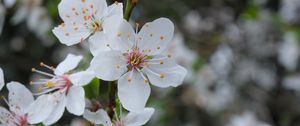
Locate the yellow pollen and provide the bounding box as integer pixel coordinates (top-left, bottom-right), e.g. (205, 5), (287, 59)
(82, 8), (87, 14)
(31, 68), (36, 72)
(144, 79), (149, 83)
(38, 87), (43, 93)
(45, 81), (56, 88)
(116, 65), (120, 69)
(128, 77), (132, 82)
(160, 74), (165, 78)
(60, 23), (65, 27)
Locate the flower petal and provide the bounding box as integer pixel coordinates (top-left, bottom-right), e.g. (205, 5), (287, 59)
(124, 107), (155, 126)
(27, 95), (57, 124)
(90, 50), (127, 81)
(102, 16), (134, 51)
(0, 68), (4, 91)
(138, 18), (174, 55)
(0, 107), (12, 124)
(54, 54), (83, 75)
(69, 71), (95, 86)
(107, 2), (123, 18)
(6, 82), (34, 114)
(143, 55), (187, 87)
(58, 0), (107, 24)
(66, 86), (85, 115)
(88, 32), (110, 56)
(42, 94), (66, 125)
(52, 23), (91, 46)
(3, 0), (16, 8)
(118, 70), (151, 112)
(83, 109), (112, 125)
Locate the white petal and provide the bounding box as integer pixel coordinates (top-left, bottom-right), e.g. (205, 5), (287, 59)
(90, 50), (127, 81)
(102, 16), (134, 51)
(6, 82), (34, 114)
(88, 32), (110, 56)
(83, 109), (112, 125)
(42, 94), (66, 125)
(143, 55), (187, 87)
(58, 0), (107, 24)
(118, 70), (150, 112)
(3, 0), (16, 8)
(66, 86), (85, 115)
(69, 71), (95, 86)
(0, 107), (12, 124)
(0, 68), (4, 91)
(27, 95), (57, 124)
(138, 18), (174, 55)
(107, 2), (123, 18)
(10, 6), (28, 25)
(124, 108), (155, 126)
(52, 23), (91, 46)
(54, 54), (83, 75)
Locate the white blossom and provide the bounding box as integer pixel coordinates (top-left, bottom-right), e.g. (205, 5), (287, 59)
(90, 18), (187, 112)
(27, 54), (95, 125)
(83, 108), (154, 126)
(52, 0), (123, 56)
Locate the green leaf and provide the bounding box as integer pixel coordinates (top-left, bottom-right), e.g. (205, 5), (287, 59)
(84, 78), (100, 99)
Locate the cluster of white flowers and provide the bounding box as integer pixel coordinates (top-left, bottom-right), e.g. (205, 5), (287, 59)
(0, 0), (187, 125)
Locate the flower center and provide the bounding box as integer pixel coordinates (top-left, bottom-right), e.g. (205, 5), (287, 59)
(90, 20), (102, 32)
(126, 48), (147, 70)
(30, 62), (71, 95)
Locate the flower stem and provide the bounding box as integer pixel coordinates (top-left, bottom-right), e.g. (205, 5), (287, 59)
(107, 81), (117, 119)
(124, 0), (138, 21)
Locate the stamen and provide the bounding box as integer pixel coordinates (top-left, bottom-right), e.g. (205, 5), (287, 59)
(31, 68), (55, 77)
(40, 62), (55, 71)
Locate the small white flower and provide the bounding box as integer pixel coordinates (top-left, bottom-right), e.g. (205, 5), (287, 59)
(91, 18), (187, 112)
(52, 0), (123, 55)
(83, 108), (154, 126)
(27, 54), (95, 125)
(0, 82), (35, 126)
(226, 111), (271, 126)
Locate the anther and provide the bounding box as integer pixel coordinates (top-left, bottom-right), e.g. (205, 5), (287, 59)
(160, 74), (165, 78)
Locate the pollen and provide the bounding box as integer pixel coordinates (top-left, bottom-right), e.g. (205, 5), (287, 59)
(150, 34), (153, 37)
(31, 68), (36, 72)
(82, 0), (86, 3)
(66, 15), (70, 18)
(116, 65), (120, 69)
(82, 8), (87, 14)
(160, 74), (165, 78)
(38, 87), (43, 93)
(160, 36), (164, 41)
(65, 33), (70, 36)
(144, 79), (149, 83)
(160, 60), (164, 64)
(167, 54), (172, 58)
(90, 4), (94, 9)
(116, 32), (121, 37)
(60, 23), (65, 28)
(128, 77), (132, 82)
(74, 27), (78, 31)
(45, 81), (56, 88)
(72, 8), (76, 11)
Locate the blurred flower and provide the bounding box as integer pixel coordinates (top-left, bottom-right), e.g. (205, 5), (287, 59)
(91, 18), (187, 112)
(10, 37), (26, 52)
(210, 45), (234, 78)
(193, 65), (235, 113)
(280, 0), (300, 24)
(83, 108), (154, 126)
(183, 11), (215, 34)
(1, 82), (35, 126)
(278, 32), (299, 71)
(226, 111), (271, 126)
(69, 118), (90, 126)
(283, 74), (300, 92)
(28, 54), (95, 125)
(0, 67), (4, 90)
(3, 0), (16, 8)
(52, 0), (123, 56)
